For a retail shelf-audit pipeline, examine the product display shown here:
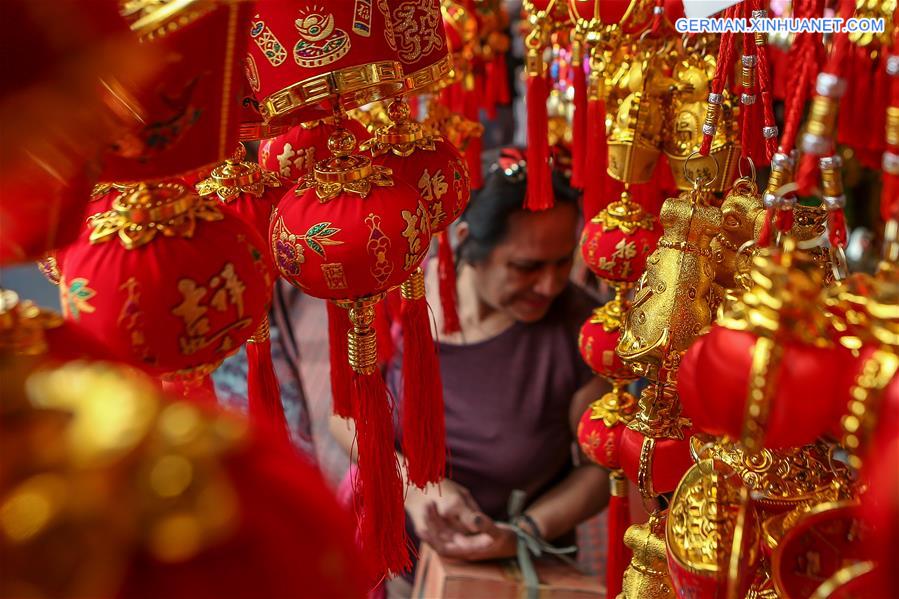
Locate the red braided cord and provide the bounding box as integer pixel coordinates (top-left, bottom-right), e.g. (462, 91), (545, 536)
(753, 0), (778, 160)
(700, 5), (739, 155)
(741, 1), (760, 163)
(821, 0), (856, 78)
(779, 0), (825, 155)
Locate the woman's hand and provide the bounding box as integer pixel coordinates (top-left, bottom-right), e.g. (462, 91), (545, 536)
(405, 479), (517, 561)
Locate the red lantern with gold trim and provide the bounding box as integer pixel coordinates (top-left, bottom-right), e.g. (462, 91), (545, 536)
(386, 0), (454, 94)
(271, 128), (431, 576)
(247, 0), (405, 127)
(56, 182), (273, 386)
(259, 117), (370, 183)
(100, 1), (255, 182)
(619, 424), (696, 496)
(580, 193), (660, 284)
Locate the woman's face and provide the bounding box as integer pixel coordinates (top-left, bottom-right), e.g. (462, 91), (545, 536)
(469, 202), (579, 323)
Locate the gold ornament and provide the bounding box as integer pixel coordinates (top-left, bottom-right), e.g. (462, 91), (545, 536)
(360, 99), (439, 157)
(296, 128), (394, 202)
(88, 182), (223, 250)
(618, 515), (676, 599)
(195, 146), (282, 204)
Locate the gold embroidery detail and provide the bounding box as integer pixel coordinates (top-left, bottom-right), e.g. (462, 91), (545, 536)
(89, 183), (223, 250)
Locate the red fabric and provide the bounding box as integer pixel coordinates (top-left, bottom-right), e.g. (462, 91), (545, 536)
(577, 407), (629, 471)
(326, 301), (355, 419)
(400, 290), (447, 487)
(99, 2), (253, 182)
(571, 62), (588, 189)
(385, 0), (450, 93)
(353, 370), (411, 577)
(117, 421), (369, 599)
(196, 166), (284, 238)
(525, 73), (553, 210)
(57, 186), (274, 377)
(259, 118), (370, 183)
(271, 179), (430, 300)
(578, 317), (632, 381)
(606, 489), (631, 599)
(248, 0), (404, 125)
(580, 217), (661, 284)
(162, 374), (219, 404)
(679, 326), (850, 448)
(437, 230), (461, 335)
(370, 139), (470, 234)
(619, 427), (694, 494)
(246, 330), (290, 442)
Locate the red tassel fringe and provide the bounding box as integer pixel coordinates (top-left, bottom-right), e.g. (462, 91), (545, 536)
(437, 230), (461, 335)
(583, 97), (609, 217)
(327, 301), (355, 418)
(374, 300), (395, 366)
(571, 63), (588, 189)
(246, 321), (290, 442)
(400, 290), (447, 488)
(525, 73), (553, 211)
(354, 370), (411, 577)
(606, 473), (631, 599)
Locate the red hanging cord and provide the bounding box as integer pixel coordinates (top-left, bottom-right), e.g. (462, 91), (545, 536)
(881, 9), (899, 223)
(700, 5), (740, 156)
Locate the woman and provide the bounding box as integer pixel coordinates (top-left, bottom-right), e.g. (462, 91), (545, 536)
(331, 151), (610, 592)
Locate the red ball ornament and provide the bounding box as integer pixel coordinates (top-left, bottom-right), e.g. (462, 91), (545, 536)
(577, 388), (637, 470)
(364, 100), (471, 234)
(271, 131), (430, 300)
(259, 118), (371, 183)
(196, 148), (283, 237)
(57, 182), (273, 380)
(581, 194), (660, 284)
(578, 303), (635, 381)
(620, 425), (695, 496)
(678, 324), (849, 450)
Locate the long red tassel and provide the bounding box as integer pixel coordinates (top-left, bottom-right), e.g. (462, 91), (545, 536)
(354, 370), (411, 577)
(571, 61), (588, 189)
(246, 316), (290, 441)
(583, 96), (609, 217)
(400, 269), (447, 487)
(606, 470), (632, 599)
(493, 52), (511, 105)
(437, 230), (461, 335)
(327, 301), (355, 418)
(525, 72), (553, 210)
(374, 300), (395, 366)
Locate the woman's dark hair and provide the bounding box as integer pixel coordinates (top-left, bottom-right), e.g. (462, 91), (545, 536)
(458, 149), (581, 265)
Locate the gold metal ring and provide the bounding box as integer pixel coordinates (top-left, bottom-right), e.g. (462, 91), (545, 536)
(737, 155), (756, 183)
(683, 150), (720, 189)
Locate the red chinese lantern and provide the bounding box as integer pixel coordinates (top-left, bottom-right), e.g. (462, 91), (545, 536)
(271, 128), (431, 575)
(100, 1), (254, 182)
(581, 193), (661, 284)
(619, 423), (696, 496)
(258, 117), (370, 183)
(246, 0), (405, 128)
(56, 182), (273, 398)
(364, 99), (471, 335)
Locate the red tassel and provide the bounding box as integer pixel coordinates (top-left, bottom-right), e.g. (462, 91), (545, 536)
(795, 152), (819, 196)
(606, 471), (631, 599)
(327, 301), (355, 418)
(246, 316), (290, 442)
(465, 133), (484, 191)
(583, 97), (609, 217)
(437, 230), (461, 335)
(374, 300), (395, 366)
(354, 369), (411, 577)
(828, 209), (848, 248)
(757, 207), (775, 246)
(775, 207), (794, 233)
(571, 62), (588, 189)
(493, 52), (511, 105)
(162, 374), (218, 405)
(400, 269), (446, 487)
(525, 72), (553, 211)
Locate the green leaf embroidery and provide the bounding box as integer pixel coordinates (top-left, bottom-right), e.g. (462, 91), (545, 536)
(306, 238), (325, 257)
(305, 222), (330, 237)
